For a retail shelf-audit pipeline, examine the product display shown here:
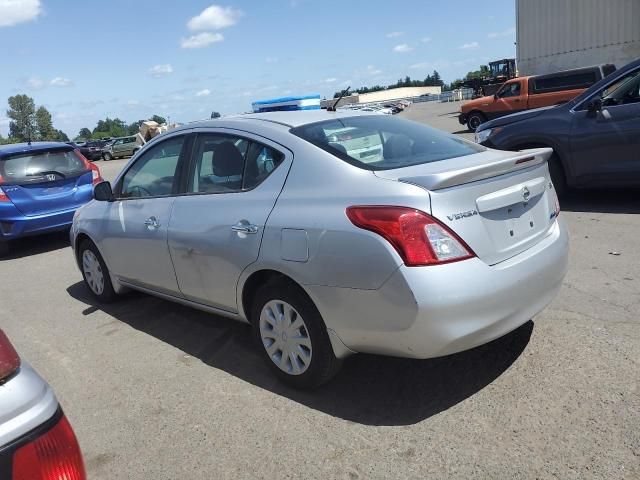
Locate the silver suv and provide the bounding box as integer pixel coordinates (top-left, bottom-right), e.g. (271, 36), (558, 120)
(102, 135), (142, 161)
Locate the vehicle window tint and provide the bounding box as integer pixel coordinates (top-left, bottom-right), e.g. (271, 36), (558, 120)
(532, 71), (597, 93)
(243, 142), (284, 189)
(189, 134), (248, 193)
(0, 148), (86, 185)
(601, 69), (640, 106)
(291, 115), (484, 171)
(497, 82), (521, 98)
(120, 136), (184, 198)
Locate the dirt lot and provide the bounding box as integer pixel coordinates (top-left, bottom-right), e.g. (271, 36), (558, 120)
(2, 103), (638, 479)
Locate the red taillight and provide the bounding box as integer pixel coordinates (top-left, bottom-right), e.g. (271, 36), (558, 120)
(346, 206), (475, 266)
(0, 329), (20, 382)
(74, 150), (103, 186)
(0, 174), (9, 202)
(12, 414), (86, 480)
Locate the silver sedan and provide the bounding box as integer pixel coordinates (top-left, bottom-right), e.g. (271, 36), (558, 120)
(71, 110), (569, 388)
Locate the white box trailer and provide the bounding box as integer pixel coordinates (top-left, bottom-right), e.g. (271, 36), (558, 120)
(516, 0), (640, 76)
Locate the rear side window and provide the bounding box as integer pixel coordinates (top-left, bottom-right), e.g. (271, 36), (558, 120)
(291, 115), (484, 171)
(0, 148), (86, 185)
(531, 71), (598, 94)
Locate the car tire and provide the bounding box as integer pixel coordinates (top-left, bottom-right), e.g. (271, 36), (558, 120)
(251, 278), (342, 389)
(467, 112), (486, 132)
(0, 241), (9, 258)
(548, 153), (568, 197)
(103, 152), (112, 161)
(78, 239), (116, 303)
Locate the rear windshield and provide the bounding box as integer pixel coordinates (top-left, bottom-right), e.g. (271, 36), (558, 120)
(291, 115), (484, 170)
(0, 148), (87, 185)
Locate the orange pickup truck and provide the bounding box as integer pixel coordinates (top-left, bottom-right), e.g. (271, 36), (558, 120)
(459, 64), (616, 131)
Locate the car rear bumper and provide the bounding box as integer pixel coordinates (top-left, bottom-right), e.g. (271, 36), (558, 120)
(308, 218), (569, 359)
(0, 363), (59, 449)
(0, 206), (76, 240)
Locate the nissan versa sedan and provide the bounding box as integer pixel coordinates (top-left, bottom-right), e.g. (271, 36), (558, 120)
(0, 142), (103, 256)
(0, 329), (86, 479)
(71, 111), (569, 388)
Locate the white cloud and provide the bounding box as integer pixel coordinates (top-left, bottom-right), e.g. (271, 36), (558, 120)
(325, 77), (337, 83)
(265, 56), (278, 63)
(187, 5), (243, 31)
(26, 77), (44, 89)
(181, 32), (224, 49)
(488, 27), (516, 38)
(242, 91), (253, 97)
(195, 89), (211, 97)
(459, 41), (480, 49)
(149, 64), (173, 78)
(366, 65), (382, 75)
(385, 31), (403, 38)
(393, 44), (413, 53)
(0, 0), (42, 28)
(421, 36), (432, 43)
(410, 62), (431, 70)
(127, 100), (140, 106)
(50, 77), (73, 87)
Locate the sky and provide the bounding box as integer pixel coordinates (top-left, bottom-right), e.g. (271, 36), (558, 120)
(0, 0), (516, 138)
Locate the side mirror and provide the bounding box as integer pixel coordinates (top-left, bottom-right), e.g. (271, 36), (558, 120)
(587, 98), (602, 115)
(93, 181), (114, 202)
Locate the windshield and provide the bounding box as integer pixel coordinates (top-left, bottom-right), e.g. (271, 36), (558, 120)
(291, 115), (484, 171)
(0, 148), (87, 184)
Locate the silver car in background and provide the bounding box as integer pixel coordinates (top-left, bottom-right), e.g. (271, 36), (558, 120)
(71, 111), (568, 388)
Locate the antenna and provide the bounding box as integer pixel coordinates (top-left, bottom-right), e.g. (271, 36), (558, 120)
(329, 86), (351, 111)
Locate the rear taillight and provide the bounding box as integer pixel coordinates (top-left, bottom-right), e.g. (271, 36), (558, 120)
(346, 206), (475, 266)
(74, 150), (103, 186)
(0, 329), (20, 382)
(0, 174), (9, 202)
(12, 414), (86, 480)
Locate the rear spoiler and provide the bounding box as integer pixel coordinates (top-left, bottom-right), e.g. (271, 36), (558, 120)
(397, 148), (552, 191)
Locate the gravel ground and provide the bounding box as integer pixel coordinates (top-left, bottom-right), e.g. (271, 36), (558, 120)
(1, 103), (638, 479)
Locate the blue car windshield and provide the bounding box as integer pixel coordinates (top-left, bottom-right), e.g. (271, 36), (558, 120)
(291, 115), (484, 171)
(0, 148), (86, 184)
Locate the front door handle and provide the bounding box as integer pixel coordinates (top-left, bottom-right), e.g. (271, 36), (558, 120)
(232, 221), (258, 234)
(144, 216), (160, 229)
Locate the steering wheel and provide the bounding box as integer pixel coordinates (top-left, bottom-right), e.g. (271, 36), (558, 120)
(128, 185), (152, 198)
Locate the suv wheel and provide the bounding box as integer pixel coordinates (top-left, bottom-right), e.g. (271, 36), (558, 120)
(467, 112), (485, 132)
(0, 241), (9, 257)
(251, 279), (342, 389)
(78, 240), (116, 303)
(103, 152), (112, 161)
(548, 153), (568, 197)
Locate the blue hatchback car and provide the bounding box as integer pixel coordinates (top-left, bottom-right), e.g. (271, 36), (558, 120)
(0, 142), (102, 256)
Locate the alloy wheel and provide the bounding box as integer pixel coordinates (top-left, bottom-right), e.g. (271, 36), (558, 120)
(82, 249), (105, 295)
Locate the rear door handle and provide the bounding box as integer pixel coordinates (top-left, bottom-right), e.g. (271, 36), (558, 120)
(144, 216), (160, 229)
(232, 221), (258, 234)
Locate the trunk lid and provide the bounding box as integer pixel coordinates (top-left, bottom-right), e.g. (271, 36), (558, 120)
(375, 148), (559, 265)
(0, 148), (94, 216)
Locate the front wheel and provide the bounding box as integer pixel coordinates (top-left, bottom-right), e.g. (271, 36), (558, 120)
(103, 152), (112, 161)
(78, 239), (116, 303)
(548, 153), (568, 197)
(251, 279), (342, 389)
(466, 112), (485, 132)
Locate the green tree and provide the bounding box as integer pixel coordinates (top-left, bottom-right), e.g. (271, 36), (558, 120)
(35, 106), (56, 140)
(54, 130), (69, 142)
(78, 127), (92, 139)
(149, 115), (166, 125)
(7, 94), (36, 142)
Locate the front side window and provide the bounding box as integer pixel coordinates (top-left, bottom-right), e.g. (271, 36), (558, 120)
(119, 136), (184, 198)
(600, 69), (640, 107)
(497, 82), (521, 98)
(188, 134), (284, 193)
(291, 115), (483, 171)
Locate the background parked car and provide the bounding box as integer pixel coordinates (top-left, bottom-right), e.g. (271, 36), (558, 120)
(0, 142), (102, 256)
(0, 329), (86, 479)
(66, 141), (101, 161)
(460, 64), (616, 131)
(102, 135), (143, 161)
(475, 57), (640, 194)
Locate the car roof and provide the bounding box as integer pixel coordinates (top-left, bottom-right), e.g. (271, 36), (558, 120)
(0, 142), (72, 158)
(177, 109), (374, 131)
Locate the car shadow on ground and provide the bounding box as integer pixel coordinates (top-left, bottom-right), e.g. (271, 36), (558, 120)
(561, 189), (640, 214)
(67, 281), (533, 426)
(0, 231), (70, 261)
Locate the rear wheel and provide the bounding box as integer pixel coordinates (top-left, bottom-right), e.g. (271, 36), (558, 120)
(251, 279), (342, 389)
(103, 152), (112, 161)
(78, 239), (116, 303)
(467, 112), (486, 132)
(548, 153), (568, 197)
